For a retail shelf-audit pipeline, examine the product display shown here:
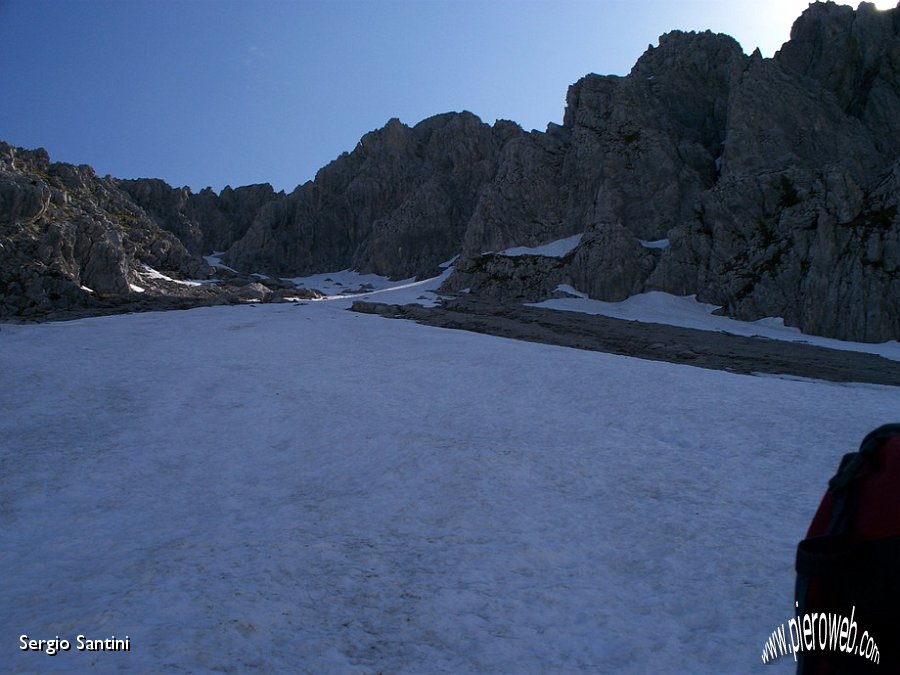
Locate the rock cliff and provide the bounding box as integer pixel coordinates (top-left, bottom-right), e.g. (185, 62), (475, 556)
(224, 112), (520, 279)
(442, 2), (900, 342)
(1, 2), (898, 340)
(647, 2), (900, 341)
(117, 178), (281, 255)
(0, 142), (211, 318)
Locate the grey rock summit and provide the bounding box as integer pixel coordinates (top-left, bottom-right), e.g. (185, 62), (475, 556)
(646, 2), (900, 341)
(0, 145), (295, 319)
(118, 178), (281, 256)
(225, 112), (520, 279)
(0, 142), (209, 317)
(1, 1), (898, 341)
(447, 2), (900, 342)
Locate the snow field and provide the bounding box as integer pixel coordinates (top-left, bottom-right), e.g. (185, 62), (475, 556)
(496, 234), (584, 258)
(1, 293), (896, 673)
(532, 290), (900, 362)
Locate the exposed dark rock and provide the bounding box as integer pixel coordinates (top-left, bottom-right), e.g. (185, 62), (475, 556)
(0, 175), (51, 224)
(224, 112), (521, 279)
(642, 10), (900, 342)
(441, 250), (571, 302)
(118, 179), (281, 255)
(442, 224), (656, 303)
(0, 141), (210, 319)
(568, 225), (659, 301)
(349, 296), (900, 386)
(233, 281), (271, 302)
(777, 1), (900, 158)
(2, 2), (899, 341)
(442, 4), (900, 342)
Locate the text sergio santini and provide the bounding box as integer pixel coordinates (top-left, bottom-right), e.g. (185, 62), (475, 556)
(20, 634), (130, 655)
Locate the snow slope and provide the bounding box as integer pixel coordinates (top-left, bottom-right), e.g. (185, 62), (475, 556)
(1, 284), (896, 673)
(639, 238), (669, 249)
(282, 269), (420, 297)
(532, 290), (900, 362)
(496, 234), (584, 258)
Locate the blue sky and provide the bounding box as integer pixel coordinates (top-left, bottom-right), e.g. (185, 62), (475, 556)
(0, 0), (890, 193)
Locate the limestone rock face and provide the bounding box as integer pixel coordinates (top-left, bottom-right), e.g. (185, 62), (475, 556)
(459, 31), (746, 259)
(3, 2), (899, 340)
(444, 31), (750, 323)
(444, 4), (900, 342)
(568, 225), (658, 302)
(224, 112), (521, 279)
(118, 179), (280, 255)
(117, 178), (204, 254)
(644, 3), (900, 342)
(0, 142), (208, 318)
(441, 224), (658, 304)
(441, 251), (571, 302)
(777, 1), (900, 158)
(0, 175), (51, 224)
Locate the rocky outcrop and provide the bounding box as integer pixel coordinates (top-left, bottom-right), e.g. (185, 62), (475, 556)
(115, 179), (205, 255)
(442, 251), (572, 303)
(0, 142), (216, 318)
(224, 112), (521, 279)
(459, 30), (746, 259)
(777, 1), (900, 158)
(0, 174), (51, 224)
(443, 225), (658, 303)
(569, 226), (660, 301)
(439, 3), (900, 342)
(642, 3), (900, 342)
(118, 179), (281, 255)
(2, 2), (898, 341)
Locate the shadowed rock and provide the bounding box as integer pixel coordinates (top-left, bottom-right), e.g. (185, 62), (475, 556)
(1, 3), (898, 340)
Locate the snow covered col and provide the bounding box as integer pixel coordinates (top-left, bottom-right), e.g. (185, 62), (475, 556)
(795, 424), (900, 673)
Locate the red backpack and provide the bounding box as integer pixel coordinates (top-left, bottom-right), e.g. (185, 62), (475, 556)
(795, 424), (900, 673)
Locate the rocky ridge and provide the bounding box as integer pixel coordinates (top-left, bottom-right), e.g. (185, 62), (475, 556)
(1, 2), (898, 341)
(224, 112), (521, 280)
(0, 143), (310, 319)
(444, 4), (900, 342)
(0, 143), (203, 317)
(117, 178), (281, 256)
